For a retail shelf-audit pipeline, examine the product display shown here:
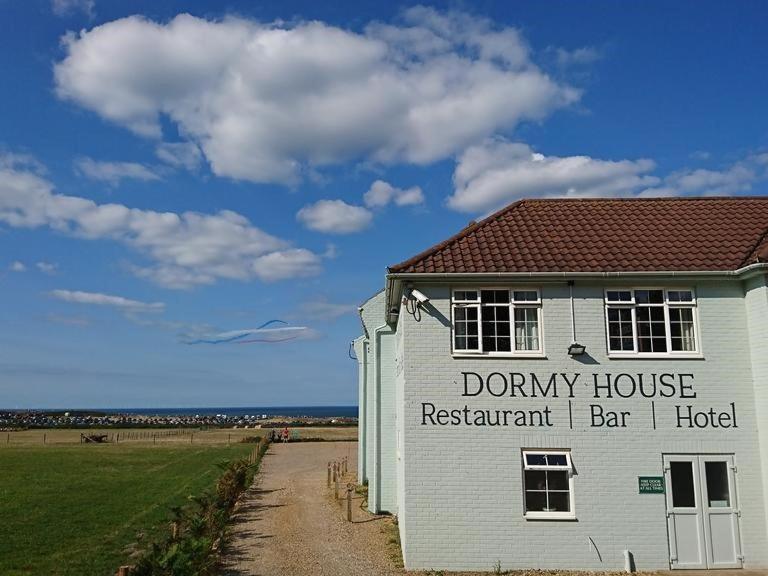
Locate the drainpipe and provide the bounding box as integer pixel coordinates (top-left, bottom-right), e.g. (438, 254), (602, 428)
(372, 323), (388, 513)
(359, 338), (368, 482)
(569, 280), (577, 343)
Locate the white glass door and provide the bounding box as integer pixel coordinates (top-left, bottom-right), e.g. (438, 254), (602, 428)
(665, 455), (706, 569)
(664, 454), (742, 570)
(700, 455), (742, 569)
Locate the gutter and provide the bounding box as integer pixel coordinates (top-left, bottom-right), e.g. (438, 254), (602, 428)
(385, 263), (768, 323)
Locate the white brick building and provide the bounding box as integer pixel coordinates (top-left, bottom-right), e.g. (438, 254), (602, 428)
(354, 197), (768, 572)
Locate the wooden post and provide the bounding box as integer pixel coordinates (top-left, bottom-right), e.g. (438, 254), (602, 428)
(43, 433), (46, 444)
(190, 433), (193, 444)
(334, 475), (339, 500)
(117, 566), (131, 576)
(171, 521), (179, 540)
(332, 462), (337, 482)
(327, 462), (332, 487)
(228, 433), (231, 445)
(346, 484), (353, 521)
(153, 434), (156, 445)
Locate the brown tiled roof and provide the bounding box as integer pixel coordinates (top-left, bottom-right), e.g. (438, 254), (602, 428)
(389, 197), (768, 274)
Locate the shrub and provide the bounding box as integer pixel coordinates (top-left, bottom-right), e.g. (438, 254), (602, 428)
(131, 440), (269, 576)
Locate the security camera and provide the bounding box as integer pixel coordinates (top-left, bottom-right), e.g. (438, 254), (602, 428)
(410, 289), (430, 304)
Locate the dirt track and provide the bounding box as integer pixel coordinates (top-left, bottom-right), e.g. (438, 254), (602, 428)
(221, 441), (400, 576)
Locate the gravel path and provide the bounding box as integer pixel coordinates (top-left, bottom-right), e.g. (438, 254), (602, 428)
(220, 441), (401, 576)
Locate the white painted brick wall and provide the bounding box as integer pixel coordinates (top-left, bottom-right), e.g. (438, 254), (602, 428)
(744, 274), (768, 539)
(358, 289), (398, 513)
(390, 280), (768, 571)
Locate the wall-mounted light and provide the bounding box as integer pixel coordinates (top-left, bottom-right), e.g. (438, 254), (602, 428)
(568, 342), (586, 356)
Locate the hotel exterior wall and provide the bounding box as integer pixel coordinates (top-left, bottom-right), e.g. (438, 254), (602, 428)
(378, 331), (398, 513)
(358, 289), (398, 513)
(745, 274), (768, 538)
(398, 280), (768, 571)
(353, 336), (368, 483)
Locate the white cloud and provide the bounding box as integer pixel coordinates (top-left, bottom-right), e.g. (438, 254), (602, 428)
(660, 163), (759, 196)
(155, 142), (203, 170)
(54, 9), (578, 185)
(46, 313), (91, 327)
(9, 261), (27, 272)
(75, 157), (161, 185)
(52, 0), (94, 17)
(296, 200), (373, 234)
(554, 46), (603, 67)
(364, 179), (424, 208)
(299, 299), (357, 321)
(179, 324), (319, 345)
(449, 139), (659, 212)
(0, 154), (321, 288)
(449, 140), (768, 213)
(50, 289), (164, 313)
(36, 261), (58, 274)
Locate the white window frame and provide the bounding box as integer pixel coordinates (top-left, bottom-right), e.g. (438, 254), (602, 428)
(604, 288), (701, 358)
(451, 287), (545, 358)
(522, 449), (575, 520)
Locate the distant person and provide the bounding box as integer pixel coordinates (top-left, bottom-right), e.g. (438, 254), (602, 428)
(282, 427), (289, 443)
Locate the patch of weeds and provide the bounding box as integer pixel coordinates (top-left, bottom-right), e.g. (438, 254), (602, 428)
(130, 439), (270, 575)
(355, 483), (368, 509)
(381, 516), (403, 569)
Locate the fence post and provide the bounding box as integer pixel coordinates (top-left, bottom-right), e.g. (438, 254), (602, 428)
(327, 462), (332, 487)
(190, 433), (193, 444)
(346, 484), (353, 521)
(43, 433), (46, 445)
(117, 566), (131, 576)
(335, 474), (339, 500)
(153, 434), (156, 445)
(171, 521), (179, 540)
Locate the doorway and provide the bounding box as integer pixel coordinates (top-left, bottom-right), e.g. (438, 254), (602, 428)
(664, 454), (743, 569)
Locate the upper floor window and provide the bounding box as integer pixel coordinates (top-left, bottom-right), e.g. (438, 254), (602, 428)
(604, 288), (698, 355)
(452, 288), (542, 355)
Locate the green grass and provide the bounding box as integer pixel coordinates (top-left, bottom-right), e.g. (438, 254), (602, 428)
(0, 444), (252, 576)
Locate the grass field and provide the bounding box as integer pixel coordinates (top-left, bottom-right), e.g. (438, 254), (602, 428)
(0, 443), (254, 576)
(3, 426), (357, 446)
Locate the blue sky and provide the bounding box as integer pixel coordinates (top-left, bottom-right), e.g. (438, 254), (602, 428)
(1, 0), (766, 408)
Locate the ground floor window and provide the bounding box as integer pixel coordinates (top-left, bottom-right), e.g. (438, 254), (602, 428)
(522, 450), (575, 519)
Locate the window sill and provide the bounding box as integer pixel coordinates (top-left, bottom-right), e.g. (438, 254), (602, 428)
(452, 352), (547, 360)
(607, 352), (704, 360)
(524, 512), (577, 521)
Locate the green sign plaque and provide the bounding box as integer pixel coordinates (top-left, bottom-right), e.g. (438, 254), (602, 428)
(638, 476), (665, 494)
